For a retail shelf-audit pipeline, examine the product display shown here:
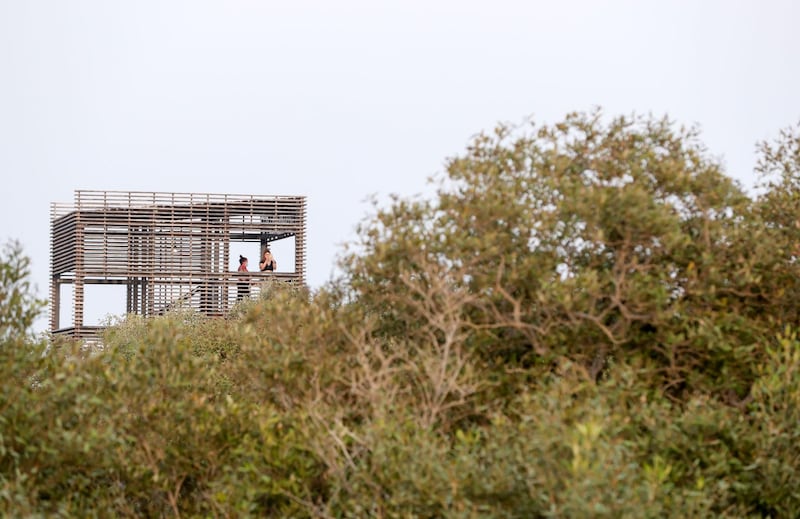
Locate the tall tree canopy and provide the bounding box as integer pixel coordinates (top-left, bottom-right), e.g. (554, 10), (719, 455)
(345, 111), (798, 397)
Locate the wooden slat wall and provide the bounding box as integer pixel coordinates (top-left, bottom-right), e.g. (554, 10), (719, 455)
(50, 190), (307, 339)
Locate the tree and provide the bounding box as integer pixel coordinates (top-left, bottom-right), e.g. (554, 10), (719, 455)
(0, 241), (44, 345)
(755, 120), (800, 325)
(344, 111), (778, 397)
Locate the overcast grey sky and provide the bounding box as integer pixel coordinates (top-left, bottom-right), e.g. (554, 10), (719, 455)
(1, 0), (799, 331)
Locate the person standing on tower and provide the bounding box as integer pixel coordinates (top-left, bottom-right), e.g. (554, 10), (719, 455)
(237, 255), (250, 299)
(260, 248), (277, 272)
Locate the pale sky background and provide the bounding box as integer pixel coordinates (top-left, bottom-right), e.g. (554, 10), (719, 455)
(1, 0), (799, 332)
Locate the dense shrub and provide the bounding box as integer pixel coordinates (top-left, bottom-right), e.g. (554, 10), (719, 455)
(1, 114), (800, 516)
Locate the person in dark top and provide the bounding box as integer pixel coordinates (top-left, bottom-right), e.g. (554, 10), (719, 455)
(237, 255), (250, 299)
(259, 248), (277, 272)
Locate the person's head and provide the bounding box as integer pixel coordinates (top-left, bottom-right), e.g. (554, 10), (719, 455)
(239, 255), (248, 265)
(263, 248), (271, 258)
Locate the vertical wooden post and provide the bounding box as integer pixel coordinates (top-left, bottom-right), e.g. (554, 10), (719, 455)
(49, 203), (60, 331)
(295, 197), (307, 285)
(73, 192), (85, 332)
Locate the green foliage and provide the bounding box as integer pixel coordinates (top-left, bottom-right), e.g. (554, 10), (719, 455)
(745, 327), (800, 516)
(2, 112), (800, 516)
(1, 316), (325, 516)
(754, 121), (800, 326)
(344, 111), (780, 397)
(0, 240), (44, 344)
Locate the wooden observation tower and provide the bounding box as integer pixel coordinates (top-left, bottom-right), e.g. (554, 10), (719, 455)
(49, 190), (307, 340)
